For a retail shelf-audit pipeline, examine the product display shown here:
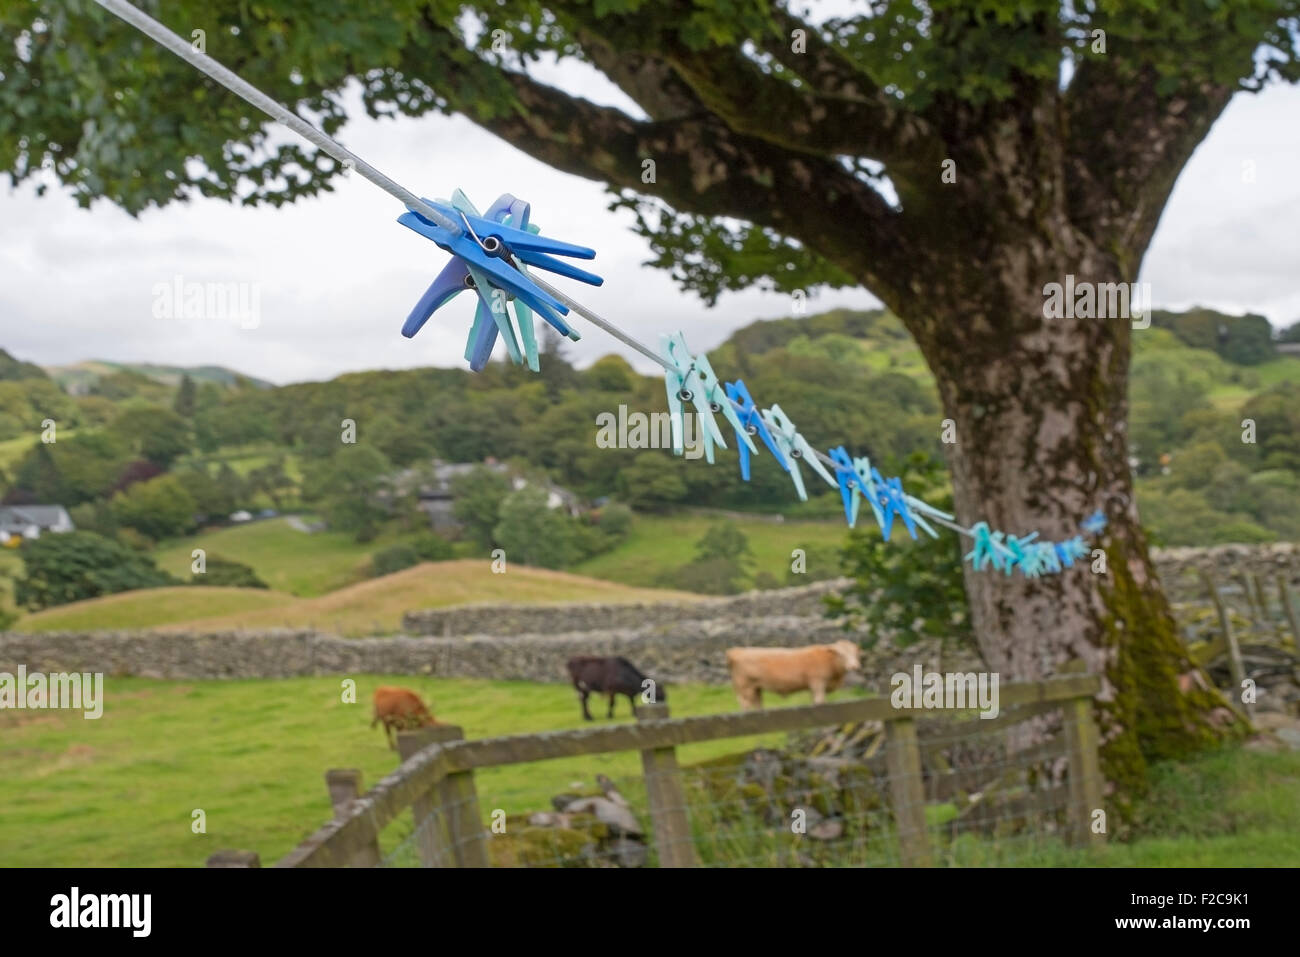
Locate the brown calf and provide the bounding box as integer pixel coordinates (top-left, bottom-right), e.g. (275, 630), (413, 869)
(371, 685), (437, 749)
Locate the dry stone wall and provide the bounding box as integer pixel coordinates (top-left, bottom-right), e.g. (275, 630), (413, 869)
(2, 544), (1294, 687)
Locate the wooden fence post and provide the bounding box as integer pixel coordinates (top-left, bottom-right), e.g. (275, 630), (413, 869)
(1251, 574), (1271, 631)
(1199, 569), (1252, 718)
(884, 717), (931, 867)
(440, 770), (490, 867)
(1061, 695), (1104, 848)
(1278, 575), (1300, 652)
(636, 702), (696, 867)
(397, 725), (466, 867)
(325, 769), (382, 867)
(1238, 570), (1260, 625)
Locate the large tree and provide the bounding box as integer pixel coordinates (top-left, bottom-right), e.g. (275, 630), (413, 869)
(5, 0), (1295, 786)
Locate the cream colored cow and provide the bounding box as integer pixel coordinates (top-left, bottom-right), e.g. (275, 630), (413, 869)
(724, 640), (862, 710)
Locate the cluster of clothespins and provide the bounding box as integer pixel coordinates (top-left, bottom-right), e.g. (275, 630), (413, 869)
(92, 2), (1108, 579)
(400, 188), (1109, 576)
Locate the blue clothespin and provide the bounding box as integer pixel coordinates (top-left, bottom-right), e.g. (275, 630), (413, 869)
(397, 190), (600, 370)
(1081, 510), (1107, 536)
(1067, 536), (1092, 562)
(724, 380), (788, 480)
(760, 405), (836, 502)
(659, 333), (753, 464)
(872, 470), (936, 542)
(829, 446), (861, 527)
(1057, 536), (1090, 566)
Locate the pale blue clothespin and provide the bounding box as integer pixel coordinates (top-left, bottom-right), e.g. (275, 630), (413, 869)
(659, 333), (752, 463)
(1018, 541), (1051, 578)
(853, 456), (886, 530)
(759, 405), (835, 502)
(1036, 542), (1063, 575)
(724, 380), (788, 480)
(1081, 510), (1107, 536)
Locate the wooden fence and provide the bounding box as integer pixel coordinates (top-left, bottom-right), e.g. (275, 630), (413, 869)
(222, 674), (1103, 868)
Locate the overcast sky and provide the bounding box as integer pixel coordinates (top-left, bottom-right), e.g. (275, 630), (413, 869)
(1, 52), (1297, 386)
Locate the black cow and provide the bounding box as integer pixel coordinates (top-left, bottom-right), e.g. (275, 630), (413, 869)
(566, 656), (666, 721)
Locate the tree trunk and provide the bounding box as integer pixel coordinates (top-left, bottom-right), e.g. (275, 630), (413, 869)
(899, 249), (1244, 810)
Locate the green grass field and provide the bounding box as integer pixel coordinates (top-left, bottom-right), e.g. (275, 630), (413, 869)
(151, 517), (400, 596)
(1, 672), (1294, 867)
(0, 429), (79, 470)
(574, 513), (847, 586)
(0, 675), (793, 867)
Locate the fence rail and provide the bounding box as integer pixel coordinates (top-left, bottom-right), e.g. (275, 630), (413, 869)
(264, 674), (1103, 869)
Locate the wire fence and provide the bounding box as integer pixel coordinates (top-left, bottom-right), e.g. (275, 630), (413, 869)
(313, 680), (1103, 870)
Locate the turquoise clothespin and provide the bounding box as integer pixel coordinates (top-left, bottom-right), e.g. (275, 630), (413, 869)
(1002, 532), (1039, 576)
(965, 521), (1008, 571)
(760, 405), (835, 502)
(659, 332), (753, 464)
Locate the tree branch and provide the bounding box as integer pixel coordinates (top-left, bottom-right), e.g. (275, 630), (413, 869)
(435, 58), (916, 304)
(1064, 61), (1237, 269)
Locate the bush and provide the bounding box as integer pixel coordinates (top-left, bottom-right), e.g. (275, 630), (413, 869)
(371, 544), (420, 577)
(410, 532), (455, 562)
(110, 474), (198, 541)
(192, 555), (268, 589)
(493, 486), (580, 569)
(826, 454), (971, 649)
(658, 522), (754, 594)
(15, 531), (178, 611)
(658, 555), (749, 595)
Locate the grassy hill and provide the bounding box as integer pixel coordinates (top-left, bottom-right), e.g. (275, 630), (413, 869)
(573, 512), (847, 586)
(14, 561), (699, 636)
(15, 586), (295, 632)
(42, 359), (273, 392)
(150, 517), (390, 597)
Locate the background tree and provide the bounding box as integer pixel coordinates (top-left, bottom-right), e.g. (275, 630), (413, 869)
(302, 445), (394, 542)
(15, 531), (177, 611)
(8, 0), (1296, 781)
(173, 373), (197, 417)
(449, 465), (515, 549)
(493, 485), (580, 568)
(110, 474), (198, 541)
(108, 406), (192, 468)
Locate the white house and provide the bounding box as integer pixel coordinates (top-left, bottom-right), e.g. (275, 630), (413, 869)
(0, 505), (75, 541)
